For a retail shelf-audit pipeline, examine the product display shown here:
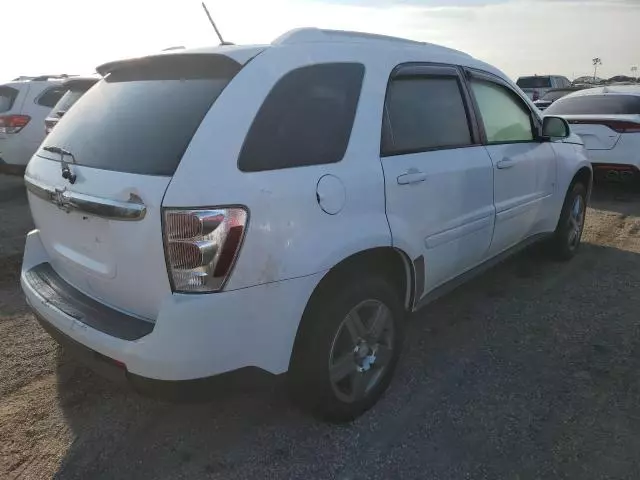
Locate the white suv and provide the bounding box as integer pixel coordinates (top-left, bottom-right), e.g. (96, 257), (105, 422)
(0, 76), (67, 173)
(21, 28), (592, 421)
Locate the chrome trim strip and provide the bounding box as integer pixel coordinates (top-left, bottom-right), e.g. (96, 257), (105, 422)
(24, 176), (147, 221)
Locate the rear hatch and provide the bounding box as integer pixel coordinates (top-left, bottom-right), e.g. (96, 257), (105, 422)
(24, 53), (247, 319)
(559, 115), (640, 150)
(45, 77), (99, 135)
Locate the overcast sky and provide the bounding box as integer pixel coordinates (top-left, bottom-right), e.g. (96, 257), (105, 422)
(2, 0), (638, 82)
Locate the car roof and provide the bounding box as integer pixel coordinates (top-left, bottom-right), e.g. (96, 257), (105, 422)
(565, 85), (640, 98)
(98, 28), (479, 76)
(517, 75), (563, 79)
(1, 78), (66, 89)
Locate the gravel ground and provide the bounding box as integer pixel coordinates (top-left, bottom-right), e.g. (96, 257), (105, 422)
(2, 174), (640, 479)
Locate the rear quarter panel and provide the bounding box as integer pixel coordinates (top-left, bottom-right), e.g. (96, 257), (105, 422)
(163, 46), (394, 291)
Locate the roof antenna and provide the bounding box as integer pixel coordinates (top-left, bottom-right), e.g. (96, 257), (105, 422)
(201, 2), (234, 46)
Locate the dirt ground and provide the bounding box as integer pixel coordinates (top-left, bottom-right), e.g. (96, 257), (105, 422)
(2, 173), (640, 479)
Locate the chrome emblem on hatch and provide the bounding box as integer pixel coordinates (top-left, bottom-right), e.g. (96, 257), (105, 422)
(52, 188), (71, 212)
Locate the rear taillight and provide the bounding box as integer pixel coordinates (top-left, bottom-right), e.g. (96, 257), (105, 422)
(567, 119), (640, 133)
(163, 207), (248, 293)
(608, 121), (640, 133)
(0, 115), (30, 134)
(44, 118), (57, 135)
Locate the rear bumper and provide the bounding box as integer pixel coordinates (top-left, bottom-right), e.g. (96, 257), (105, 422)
(592, 163), (640, 182)
(34, 313), (275, 400)
(22, 229), (324, 382)
(586, 148), (640, 169)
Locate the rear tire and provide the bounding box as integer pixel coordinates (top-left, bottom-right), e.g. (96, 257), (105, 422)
(288, 274), (405, 422)
(548, 182), (587, 261)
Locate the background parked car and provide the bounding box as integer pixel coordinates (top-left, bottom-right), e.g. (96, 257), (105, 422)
(516, 75), (571, 101)
(45, 76), (99, 135)
(0, 75), (69, 173)
(545, 85), (640, 183)
(607, 75), (637, 85)
(534, 86), (588, 111)
(573, 76), (605, 86)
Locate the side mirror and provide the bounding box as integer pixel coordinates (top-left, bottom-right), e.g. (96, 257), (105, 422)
(542, 116), (570, 139)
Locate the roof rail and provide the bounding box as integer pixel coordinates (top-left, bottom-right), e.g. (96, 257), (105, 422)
(33, 74), (74, 81)
(272, 28), (425, 47)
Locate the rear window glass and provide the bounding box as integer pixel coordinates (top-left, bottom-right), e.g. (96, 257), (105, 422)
(517, 77), (551, 89)
(545, 94), (640, 115)
(0, 86), (18, 113)
(50, 82), (98, 115)
(39, 55), (241, 175)
(238, 63), (364, 172)
(37, 86), (66, 108)
(50, 90), (84, 115)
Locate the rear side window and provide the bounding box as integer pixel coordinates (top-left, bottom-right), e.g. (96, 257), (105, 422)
(36, 86), (66, 108)
(517, 76), (551, 89)
(39, 55), (241, 175)
(238, 63), (364, 172)
(545, 94), (640, 115)
(0, 86), (18, 113)
(382, 77), (472, 155)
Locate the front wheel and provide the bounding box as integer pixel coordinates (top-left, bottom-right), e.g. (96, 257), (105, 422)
(288, 275), (404, 422)
(548, 182), (587, 261)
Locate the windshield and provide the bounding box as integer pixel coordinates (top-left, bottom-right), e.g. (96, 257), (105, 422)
(39, 55), (241, 176)
(545, 94), (640, 115)
(517, 77), (551, 89)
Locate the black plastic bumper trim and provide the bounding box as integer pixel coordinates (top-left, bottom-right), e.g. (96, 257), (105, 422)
(34, 313), (276, 401)
(24, 262), (154, 341)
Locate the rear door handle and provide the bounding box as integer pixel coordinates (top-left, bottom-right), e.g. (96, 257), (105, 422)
(496, 158), (517, 169)
(397, 171), (427, 185)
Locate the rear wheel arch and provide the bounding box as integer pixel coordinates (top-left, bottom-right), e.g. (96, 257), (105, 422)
(571, 166), (593, 195)
(289, 247), (415, 366)
(307, 247), (415, 313)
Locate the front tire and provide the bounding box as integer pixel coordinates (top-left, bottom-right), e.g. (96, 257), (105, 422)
(288, 275), (405, 422)
(549, 182), (587, 261)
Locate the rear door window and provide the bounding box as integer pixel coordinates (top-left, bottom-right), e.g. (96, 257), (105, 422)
(382, 76), (473, 155)
(0, 86), (18, 113)
(238, 63), (365, 172)
(39, 55), (242, 176)
(517, 77), (552, 89)
(36, 86), (66, 108)
(545, 95), (640, 115)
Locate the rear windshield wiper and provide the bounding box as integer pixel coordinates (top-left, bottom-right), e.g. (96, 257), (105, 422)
(43, 145), (76, 163)
(42, 145), (77, 184)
